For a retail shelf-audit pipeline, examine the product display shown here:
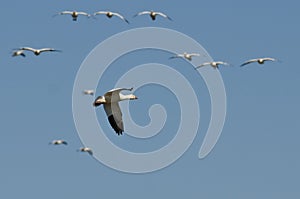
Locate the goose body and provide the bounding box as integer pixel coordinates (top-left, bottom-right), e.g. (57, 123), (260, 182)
(49, 139), (68, 145)
(196, 61), (229, 69)
(240, 57), (277, 67)
(134, 10), (172, 21)
(93, 88), (138, 135)
(169, 52), (200, 61)
(19, 47), (60, 56)
(57, 11), (90, 21)
(94, 11), (129, 23)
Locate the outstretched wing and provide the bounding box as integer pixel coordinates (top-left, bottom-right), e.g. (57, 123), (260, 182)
(59, 11), (73, 15)
(104, 87), (133, 98)
(216, 61), (229, 66)
(20, 47), (36, 52)
(189, 53), (201, 57)
(195, 62), (211, 69)
(77, 12), (90, 17)
(263, 57), (277, 62)
(169, 54), (183, 59)
(39, 48), (61, 53)
(156, 12), (172, 21)
(112, 12), (129, 23)
(133, 11), (151, 17)
(104, 102), (124, 135)
(93, 11), (108, 16)
(87, 149), (93, 155)
(240, 59), (258, 67)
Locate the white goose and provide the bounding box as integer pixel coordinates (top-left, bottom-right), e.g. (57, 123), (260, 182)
(195, 61), (230, 69)
(169, 52), (201, 61)
(12, 49), (26, 57)
(134, 10), (172, 21)
(19, 47), (61, 56)
(93, 88), (138, 135)
(49, 139), (68, 145)
(83, 89), (94, 96)
(93, 11), (129, 23)
(240, 57), (277, 67)
(57, 11), (90, 21)
(78, 147), (93, 155)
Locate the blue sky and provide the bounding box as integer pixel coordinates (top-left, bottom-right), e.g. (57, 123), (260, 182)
(1, 0), (299, 198)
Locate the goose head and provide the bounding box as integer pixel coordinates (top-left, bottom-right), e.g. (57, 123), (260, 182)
(93, 96), (106, 107)
(128, 94), (138, 100)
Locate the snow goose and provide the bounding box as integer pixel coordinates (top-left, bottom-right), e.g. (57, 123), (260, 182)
(83, 89), (95, 96)
(12, 49), (26, 57)
(134, 10), (172, 21)
(240, 57), (277, 67)
(169, 52), (201, 61)
(78, 147), (93, 155)
(19, 47), (61, 56)
(195, 61), (230, 69)
(56, 11), (90, 21)
(93, 87), (138, 135)
(49, 139), (68, 145)
(93, 11), (129, 24)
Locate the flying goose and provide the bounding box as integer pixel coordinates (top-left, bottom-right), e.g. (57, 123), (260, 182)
(12, 49), (26, 57)
(195, 61), (230, 69)
(56, 11), (90, 21)
(19, 47), (61, 56)
(93, 88), (138, 135)
(240, 57), (277, 67)
(93, 11), (129, 23)
(83, 90), (95, 96)
(169, 52), (201, 61)
(77, 147), (93, 155)
(49, 139), (68, 145)
(134, 10), (172, 21)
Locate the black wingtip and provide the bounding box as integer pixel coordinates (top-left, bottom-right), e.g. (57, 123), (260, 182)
(108, 115), (123, 135)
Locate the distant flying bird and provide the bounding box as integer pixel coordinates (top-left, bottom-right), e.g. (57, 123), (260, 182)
(19, 47), (61, 56)
(93, 88), (138, 135)
(49, 139), (68, 145)
(56, 11), (90, 21)
(93, 11), (129, 23)
(240, 57), (277, 67)
(12, 49), (26, 57)
(78, 147), (93, 155)
(169, 52), (201, 61)
(134, 10), (172, 21)
(195, 61), (230, 69)
(83, 90), (95, 96)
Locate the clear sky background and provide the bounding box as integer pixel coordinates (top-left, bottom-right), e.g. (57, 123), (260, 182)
(1, 0), (299, 198)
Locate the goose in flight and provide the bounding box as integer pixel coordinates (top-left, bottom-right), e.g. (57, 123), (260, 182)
(83, 89), (95, 96)
(240, 57), (277, 67)
(12, 49), (26, 57)
(169, 52), (201, 61)
(78, 147), (93, 155)
(56, 11), (90, 21)
(134, 10), (172, 21)
(93, 11), (129, 23)
(93, 88), (138, 135)
(19, 47), (61, 56)
(49, 139), (68, 145)
(195, 61), (230, 69)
